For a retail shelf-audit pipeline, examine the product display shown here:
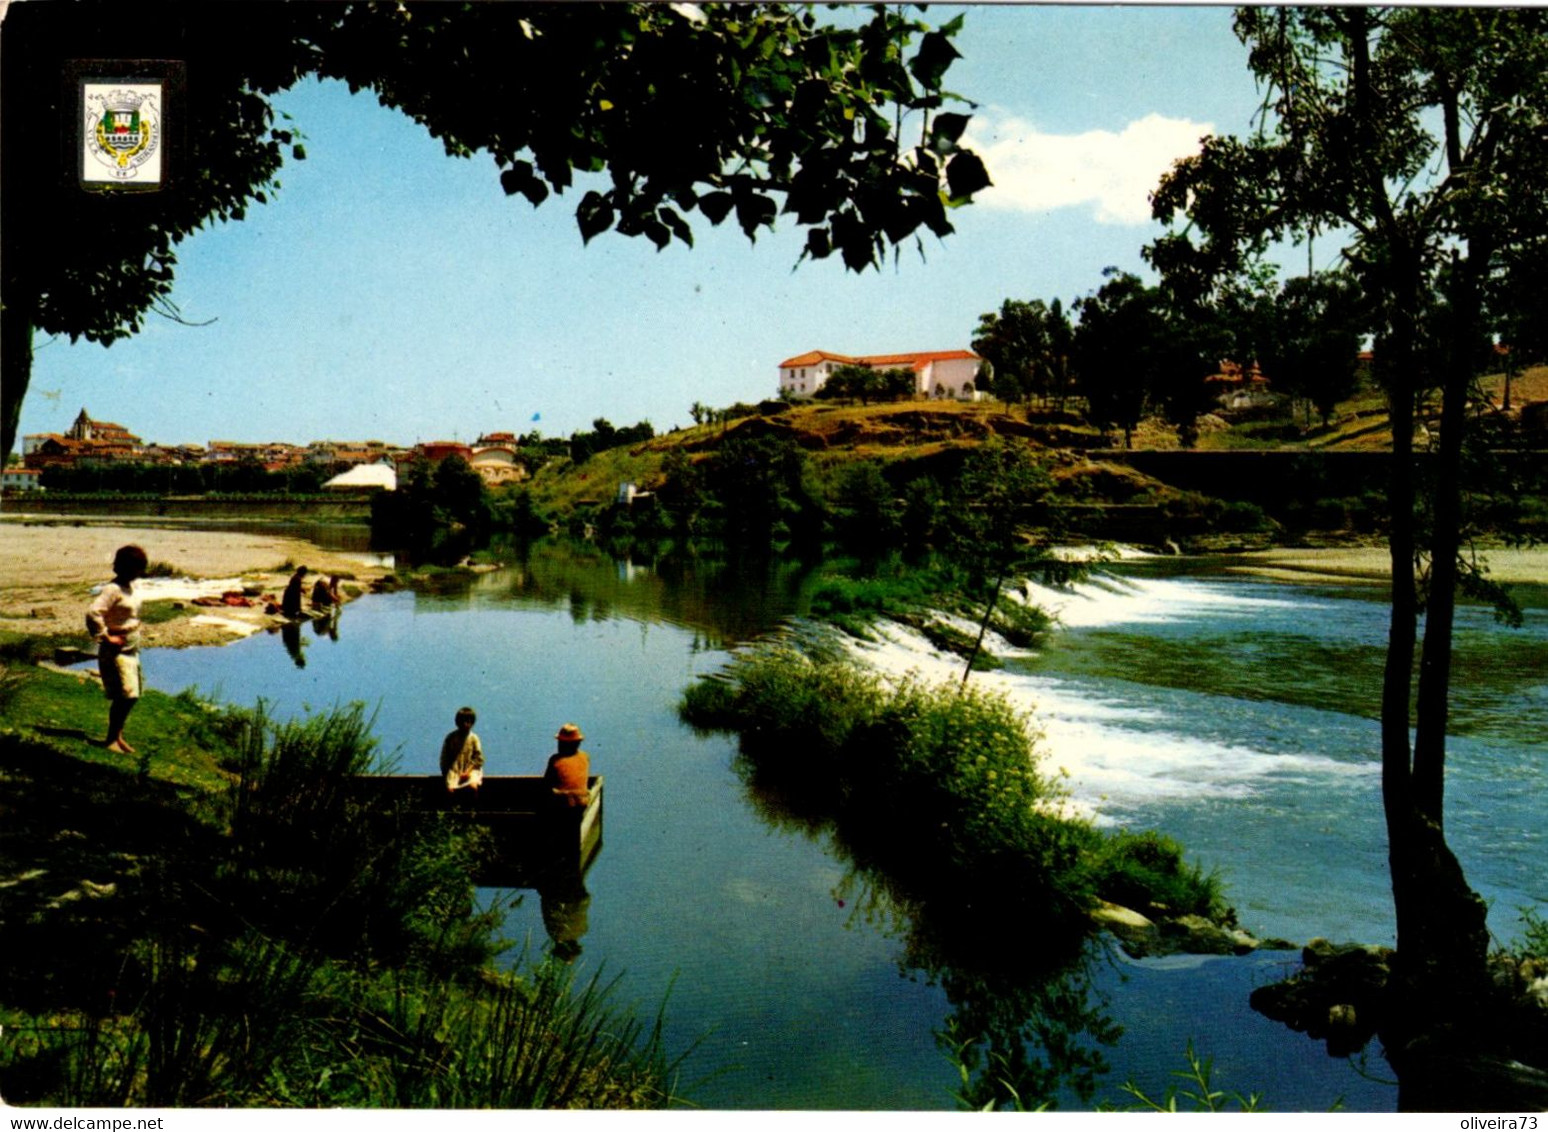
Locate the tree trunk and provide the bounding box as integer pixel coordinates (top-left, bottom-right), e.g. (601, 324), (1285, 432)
(1, 292), (35, 466)
(1377, 261), (1493, 1065)
(961, 573), (1005, 692)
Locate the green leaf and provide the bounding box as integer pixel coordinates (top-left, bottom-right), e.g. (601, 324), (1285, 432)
(660, 207), (694, 248)
(946, 151), (991, 200)
(908, 29), (961, 91)
(697, 191), (735, 225)
(576, 191), (615, 243)
(500, 160), (548, 206)
(928, 112), (971, 155)
(733, 192), (777, 237)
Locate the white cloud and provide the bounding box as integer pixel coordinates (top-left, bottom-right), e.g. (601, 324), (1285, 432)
(963, 112), (1214, 226)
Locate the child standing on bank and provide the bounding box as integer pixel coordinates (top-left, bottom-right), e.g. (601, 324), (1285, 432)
(440, 706), (485, 793)
(86, 544), (148, 755)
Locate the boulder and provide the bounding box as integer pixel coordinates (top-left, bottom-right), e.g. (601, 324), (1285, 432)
(1091, 901), (1160, 957)
(1250, 940), (1392, 1056)
(1159, 914), (1261, 956)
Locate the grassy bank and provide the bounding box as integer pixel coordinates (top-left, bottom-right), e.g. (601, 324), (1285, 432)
(0, 664), (680, 1108)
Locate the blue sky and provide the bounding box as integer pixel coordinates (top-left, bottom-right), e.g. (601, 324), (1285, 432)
(21, 5), (1277, 448)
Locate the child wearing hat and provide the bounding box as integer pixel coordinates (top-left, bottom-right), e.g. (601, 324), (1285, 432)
(544, 723), (590, 807)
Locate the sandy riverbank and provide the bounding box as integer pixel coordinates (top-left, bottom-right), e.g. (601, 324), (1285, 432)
(1223, 545), (1548, 587)
(0, 517), (392, 648)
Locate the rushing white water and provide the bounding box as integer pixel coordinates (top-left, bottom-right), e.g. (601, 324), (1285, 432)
(847, 569), (1545, 947)
(848, 580), (1379, 826)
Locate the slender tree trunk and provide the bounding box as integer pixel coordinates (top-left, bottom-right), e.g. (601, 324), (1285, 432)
(1378, 259), (1492, 1063)
(1, 292), (35, 466)
(1380, 364), (1417, 840)
(961, 573), (1005, 691)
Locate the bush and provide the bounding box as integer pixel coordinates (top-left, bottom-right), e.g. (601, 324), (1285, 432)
(1518, 906), (1548, 962)
(1083, 830), (1225, 920)
(681, 647), (1084, 939)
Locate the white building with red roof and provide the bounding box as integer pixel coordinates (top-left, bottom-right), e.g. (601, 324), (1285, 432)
(777, 349), (982, 401)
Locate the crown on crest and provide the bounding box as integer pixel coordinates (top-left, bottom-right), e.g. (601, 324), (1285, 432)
(102, 90), (147, 115)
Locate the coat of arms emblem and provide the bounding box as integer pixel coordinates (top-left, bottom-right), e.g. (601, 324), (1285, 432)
(82, 83), (163, 185)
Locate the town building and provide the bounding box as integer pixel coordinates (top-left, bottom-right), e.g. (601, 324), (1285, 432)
(469, 444), (524, 485)
(777, 349), (983, 401)
(65, 407), (141, 448)
(1, 466), (43, 493)
(17, 406), (531, 488)
(305, 440), (404, 467)
(23, 407), (144, 468)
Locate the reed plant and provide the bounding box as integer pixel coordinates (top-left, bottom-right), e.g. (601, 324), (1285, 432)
(0, 692), (682, 1109)
(6, 936), (681, 1108)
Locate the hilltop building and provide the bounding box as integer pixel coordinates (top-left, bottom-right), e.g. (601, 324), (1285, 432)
(777, 349), (982, 401)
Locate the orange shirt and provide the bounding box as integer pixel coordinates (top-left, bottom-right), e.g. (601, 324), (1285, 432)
(545, 750), (590, 806)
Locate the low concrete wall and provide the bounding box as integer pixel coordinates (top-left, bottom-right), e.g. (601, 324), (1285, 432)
(0, 495), (372, 521)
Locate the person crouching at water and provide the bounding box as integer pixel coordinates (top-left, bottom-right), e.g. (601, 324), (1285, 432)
(85, 544), (148, 755)
(311, 574), (342, 610)
(281, 565), (309, 619)
(545, 723), (590, 807)
(441, 706), (484, 795)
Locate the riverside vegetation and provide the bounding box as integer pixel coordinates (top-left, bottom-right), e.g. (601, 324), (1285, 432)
(678, 633), (1245, 1110)
(0, 666), (683, 1108)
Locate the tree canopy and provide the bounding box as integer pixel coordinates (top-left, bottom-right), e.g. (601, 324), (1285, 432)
(1068, 271), (1162, 449)
(971, 298), (1073, 410)
(0, 2), (988, 462)
(1148, 7), (1548, 1095)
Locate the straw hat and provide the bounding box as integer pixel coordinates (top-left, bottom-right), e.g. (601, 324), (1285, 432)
(555, 723), (585, 742)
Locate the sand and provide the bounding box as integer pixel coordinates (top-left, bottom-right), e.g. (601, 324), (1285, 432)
(1224, 545), (1548, 587)
(0, 516), (391, 648)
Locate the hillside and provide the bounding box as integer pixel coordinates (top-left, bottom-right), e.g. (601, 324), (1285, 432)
(511, 374), (1548, 546)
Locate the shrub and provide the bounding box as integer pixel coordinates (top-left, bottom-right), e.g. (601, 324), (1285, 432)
(1083, 830), (1225, 920)
(988, 595), (1052, 648)
(1518, 906), (1548, 962)
(0, 701), (681, 1109)
(683, 643), (1231, 954)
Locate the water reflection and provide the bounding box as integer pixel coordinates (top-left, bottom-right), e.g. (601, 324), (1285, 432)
(736, 753), (1120, 1110)
(538, 872), (592, 963)
(272, 607), (344, 666)
(312, 607), (341, 642)
(401, 538), (822, 649)
(278, 620), (306, 668)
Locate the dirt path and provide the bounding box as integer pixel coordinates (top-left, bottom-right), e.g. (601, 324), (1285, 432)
(0, 517), (391, 648)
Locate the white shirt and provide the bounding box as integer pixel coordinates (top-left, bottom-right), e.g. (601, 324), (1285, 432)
(86, 580), (142, 647)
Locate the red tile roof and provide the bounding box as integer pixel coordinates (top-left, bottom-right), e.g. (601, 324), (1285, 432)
(778, 349), (979, 371)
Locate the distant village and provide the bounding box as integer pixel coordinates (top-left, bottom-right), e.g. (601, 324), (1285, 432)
(6, 407), (530, 495)
(6, 348), (1002, 496)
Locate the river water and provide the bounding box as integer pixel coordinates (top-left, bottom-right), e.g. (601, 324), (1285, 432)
(146, 545), (1546, 1111)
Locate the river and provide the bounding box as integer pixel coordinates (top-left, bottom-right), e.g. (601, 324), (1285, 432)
(146, 543), (1547, 1111)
